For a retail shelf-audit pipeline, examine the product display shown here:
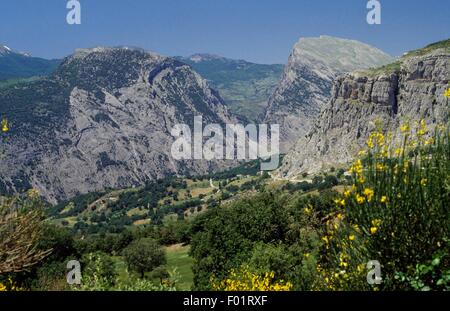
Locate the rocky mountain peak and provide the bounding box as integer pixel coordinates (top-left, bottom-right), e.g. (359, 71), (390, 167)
(0, 46), (235, 203)
(263, 36), (394, 153)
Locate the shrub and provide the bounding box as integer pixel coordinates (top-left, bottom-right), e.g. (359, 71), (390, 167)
(0, 193), (51, 274)
(319, 122), (450, 290)
(211, 265), (293, 291)
(190, 191), (321, 290)
(75, 252), (117, 291)
(123, 239), (166, 278)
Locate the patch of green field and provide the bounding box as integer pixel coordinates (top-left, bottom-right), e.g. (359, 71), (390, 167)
(165, 244), (194, 291)
(112, 256), (130, 284)
(112, 244), (194, 290)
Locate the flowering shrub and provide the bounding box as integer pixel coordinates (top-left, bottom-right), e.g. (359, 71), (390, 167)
(211, 265), (293, 291)
(1, 118), (8, 133)
(319, 121), (449, 290)
(0, 276), (21, 291)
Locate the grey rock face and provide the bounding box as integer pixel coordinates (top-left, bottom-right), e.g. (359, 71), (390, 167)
(264, 36), (393, 153)
(0, 47), (235, 203)
(277, 48), (449, 178)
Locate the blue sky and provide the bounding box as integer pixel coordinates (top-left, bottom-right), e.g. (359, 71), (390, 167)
(0, 0), (449, 64)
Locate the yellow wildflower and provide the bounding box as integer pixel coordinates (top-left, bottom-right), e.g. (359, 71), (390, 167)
(334, 199), (345, 207)
(350, 159), (363, 175)
(444, 88), (450, 98)
(417, 119), (427, 136)
(376, 163), (387, 171)
(27, 188), (40, 199)
(363, 188), (374, 202)
(357, 264), (365, 273)
(376, 133), (385, 146)
(348, 235), (355, 241)
(380, 196), (387, 203)
(420, 178), (428, 186)
(358, 150), (367, 156)
(212, 266), (292, 291)
(356, 194), (365, 204)
(304, 207), (312, 214)
(372, 219), (382, 227)
(366, 132), (385, 149)
(343, 190), (351, 198)
(370, 227), (378, 234)
(394, 148), (403, 156)
(1, 118), (8, 133)
(424, 138), (435, 146)
(400, 123), (410, 134)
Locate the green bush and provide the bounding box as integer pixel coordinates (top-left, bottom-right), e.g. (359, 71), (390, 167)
(190, 191), (322, 290)
(123, 238), (166, 278)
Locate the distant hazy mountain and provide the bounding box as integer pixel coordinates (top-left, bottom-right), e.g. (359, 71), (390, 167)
(264, 36), (394, 153)
(177, 54), (283, 122)
(0, 47), (235, 203)
(0, 45), (59, 80)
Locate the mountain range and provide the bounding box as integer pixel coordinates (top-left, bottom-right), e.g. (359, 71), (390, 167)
(0, 37), (448, 203)
(0, 47), (235, 203)
(0, 45), (59, 81)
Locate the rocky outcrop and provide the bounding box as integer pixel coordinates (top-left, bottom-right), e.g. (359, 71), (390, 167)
(263, 36), (393, 153)
(0, 47), (236, 203)
(277, 44), (449, 178)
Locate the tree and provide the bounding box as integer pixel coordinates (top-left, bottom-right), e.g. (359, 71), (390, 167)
(0, 195), (52, 274)
(123, 239), (166, 278)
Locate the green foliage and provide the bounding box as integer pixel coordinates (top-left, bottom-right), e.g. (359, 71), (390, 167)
(151, 266), (170, 284)
(404, 38), (450, 58)
(395, 241), (450, 291)
(123, 238), (166, 278)
(189, 191), (322, 290)
(247, 242), (318, 291)
(78, 252), (117, 290)
(322, 125), (450, 290)
(31, 260), (68, 291)
(158, 218), (190, 245)
(200, 159), (262, 180)
(50, 191), (105, 218)
(37, 224), (78, 261)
